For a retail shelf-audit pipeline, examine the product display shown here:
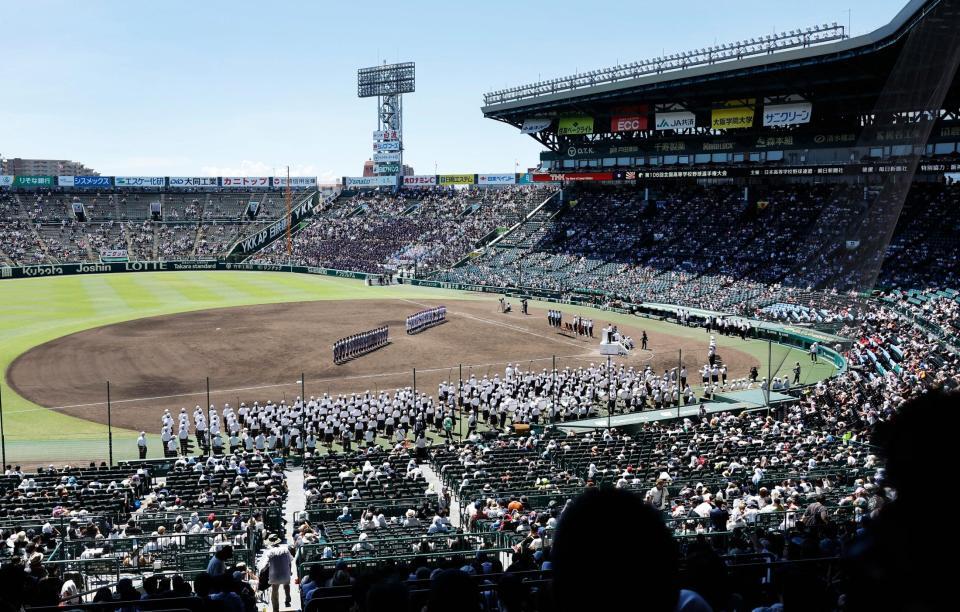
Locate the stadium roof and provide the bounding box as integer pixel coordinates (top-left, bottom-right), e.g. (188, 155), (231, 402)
(482, 0), (957, 125)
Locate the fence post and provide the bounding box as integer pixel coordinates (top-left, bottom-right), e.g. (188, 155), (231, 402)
(677, 348), (682, 419)
(0, 384), (6, 469)
(606, 355), (612, 430)
(766, 340), (772, 408)
(552, 356), (557, 417)
(301, 372), (306, 460)
(457, 363), (463, 439)
(107, 381), (113, 467)
(206, 377), (211, 454)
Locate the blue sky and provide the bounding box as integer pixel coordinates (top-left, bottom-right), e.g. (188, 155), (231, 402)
(0, 0), (908, 180)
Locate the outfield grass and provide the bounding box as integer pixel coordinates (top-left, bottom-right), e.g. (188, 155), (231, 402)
(0, 272), (836, 465)
(0, 272), (481, 463)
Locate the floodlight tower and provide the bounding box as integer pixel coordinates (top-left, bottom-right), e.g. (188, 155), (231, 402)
(358, 61), (416, 181)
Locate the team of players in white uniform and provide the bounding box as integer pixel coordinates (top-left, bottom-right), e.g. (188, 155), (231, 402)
(148, 308), (775, 457)
(156, 338), (776, 458)
(406, 306), (446, 334)
(333, 327), (389, 364)
(332, 308), (447, 365)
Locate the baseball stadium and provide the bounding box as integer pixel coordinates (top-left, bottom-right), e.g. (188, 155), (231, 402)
(0, 0), (958, 610)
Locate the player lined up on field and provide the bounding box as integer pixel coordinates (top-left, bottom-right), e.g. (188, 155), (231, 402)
(333, 327), (389, 364)
(406, 306), (446, 334)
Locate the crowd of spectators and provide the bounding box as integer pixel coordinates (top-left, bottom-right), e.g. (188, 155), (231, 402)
(252, 187), (552, 274)
(3, 180), (959, 609)
(440, 182), (960, 318)
(0, 188), (299, 265)
(0, 292), (949, 610)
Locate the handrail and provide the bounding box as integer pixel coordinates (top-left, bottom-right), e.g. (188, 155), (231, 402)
(299, 542), (516, 571)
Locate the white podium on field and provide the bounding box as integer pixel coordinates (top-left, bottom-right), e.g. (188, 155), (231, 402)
(600, 327), (630, 355)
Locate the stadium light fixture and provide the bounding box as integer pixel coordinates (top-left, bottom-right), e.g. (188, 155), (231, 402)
(358, 62), (416, 98)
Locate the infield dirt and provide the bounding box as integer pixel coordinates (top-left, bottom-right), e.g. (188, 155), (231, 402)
(7, 298), (757, 431)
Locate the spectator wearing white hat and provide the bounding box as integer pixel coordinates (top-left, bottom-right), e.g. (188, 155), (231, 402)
(257, 534), (293, 612)
(645, 473), (671, 511)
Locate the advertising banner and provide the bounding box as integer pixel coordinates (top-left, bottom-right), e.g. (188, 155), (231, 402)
(637, 169), (735, 179)
(711, 107), (754, 130)
(561, 172), (614, 182)
(169, 176), (219, 188)
(74, 176), (112, 187)
(13, 176), (54, 187)
(521, 118), (552, 134)
(0, 175), (13, 187)
(477, 174), (516, 185)
(230, 195), (316, 258)
(919, 162), (960, 173)
(272, 177), (317, 188)
(762, 102), (813, 127)
(60, 175), (112, 188)
(557, 116), (594, 136)
(222, 177), (270, 188)
(345, 176), (397, 188)
(373, 129), (401, 141)
(115, 176), (165, 187)
(655, 112), (696, 130)
(99, 249), (129, 262)
(531, 172), (613, 182)
(373, 152), (401, 163)
(610, 115), (648, 132)
(375, 164), (400, 174)
(438, 174), (475, 186)
(402, 175), (438, 187)
(373, 141), (401, 152)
